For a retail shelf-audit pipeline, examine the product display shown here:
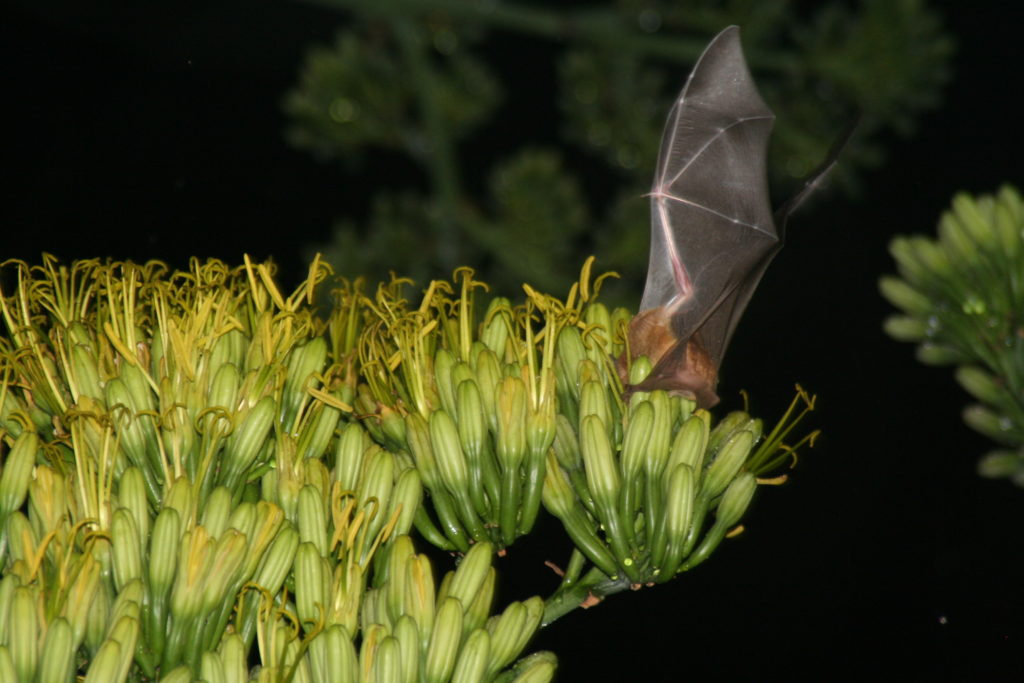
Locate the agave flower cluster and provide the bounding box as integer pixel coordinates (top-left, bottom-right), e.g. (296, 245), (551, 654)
(881, 186), (1024, 484)
(0, 255), (811, 681)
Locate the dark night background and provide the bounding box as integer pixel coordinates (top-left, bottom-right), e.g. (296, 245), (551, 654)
(4, 2), (1024, 681)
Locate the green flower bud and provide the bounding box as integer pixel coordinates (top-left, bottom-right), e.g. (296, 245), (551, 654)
(393, 616), (421, 682)
(9, 586), (38, 681)
(579, 415), (620, 515)
(298, 484), (328, 557)
(434, 348), (458, 419)
(430, 410), (470, 495)
(955, 366), (1006, 406)
(452, 628), (491, 683)
(495, 376), (527, 470)
(703, 428), (754, 500)
(37, 617), (75, 683)
(0, 431), (37, 518)
(485, 600), (527, 677)
(716, 472), (757, 529)
(425, 597), (464, 683)
(963, 404), (1019, 444)
(879, 276), (932, 316)
(445, 541), (493, 610)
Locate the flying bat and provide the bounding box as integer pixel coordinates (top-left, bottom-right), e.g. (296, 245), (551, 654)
(620, 25), (842, 407)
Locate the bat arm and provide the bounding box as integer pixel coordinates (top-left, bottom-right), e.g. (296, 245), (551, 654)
(652, 193), (694, 310)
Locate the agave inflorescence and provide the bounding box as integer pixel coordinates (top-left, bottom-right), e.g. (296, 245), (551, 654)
(0, 254), (814, 680)
(881, 186), (1024, 484)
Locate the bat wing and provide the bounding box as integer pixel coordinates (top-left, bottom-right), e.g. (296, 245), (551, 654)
(640, 25), (779, 372)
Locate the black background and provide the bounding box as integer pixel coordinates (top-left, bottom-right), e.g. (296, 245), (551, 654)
(5, 2), (1024, 680)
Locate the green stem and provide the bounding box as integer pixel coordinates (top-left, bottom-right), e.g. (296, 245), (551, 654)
(541, 567), (631, 627)
(559, 547), (587, 590)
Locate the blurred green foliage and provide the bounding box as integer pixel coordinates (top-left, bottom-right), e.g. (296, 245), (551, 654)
(287, 0), (952, 298)
(881, 186), (1024, 486)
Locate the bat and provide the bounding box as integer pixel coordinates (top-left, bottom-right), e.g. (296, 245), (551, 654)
(619, 25), (841, 408)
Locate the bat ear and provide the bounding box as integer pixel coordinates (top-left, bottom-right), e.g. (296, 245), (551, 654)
(774, 113), (860, 230)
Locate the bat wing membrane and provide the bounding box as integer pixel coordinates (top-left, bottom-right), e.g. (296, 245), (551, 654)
(639, 25), (781, 371)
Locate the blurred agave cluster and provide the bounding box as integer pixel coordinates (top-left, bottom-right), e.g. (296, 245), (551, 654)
(881, 186), (1024, 485)
(0, 255), (811, 681)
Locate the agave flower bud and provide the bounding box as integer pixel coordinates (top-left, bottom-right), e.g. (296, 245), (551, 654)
(941, 194), (987, 262)
(434, 348), (458, 418)
(993, 186), (1022, 257)
(207, 362), (241, 416)
(107, 580), (143, 635)
(201, 528), (248, 612)
(978, 449), (1023, 479)
(295, 541), (329, 629)
(452, 628), (490, 683)
(119, 362), (155, 413)
(484, 600), (527, 677)
(200, 486), (234, 539)
(106, 613), (142, 683)
(628, 354), (654, 386)
(221, 395), (276, 492)
(882, 315), (929, 342)
(374, 636), (403, 682)
(63, 552), (101, 651)
(282, 337), (327, 427)
(213, 329), (248, 377)
(200, 651), (226, 683)
(706, 411), (753, 454)
(37, 617), (74, 683)
(488, 596), (546, 678)
(83, 639), (123, 683)
(356, 447), (397, 549)
(444, 541), (493, 610)
(550, 413), (582, 473)
(298, 484), (328, 557)
(9, 586), (37, 681)
(716, 472), (757, 529)
(495, 376), (527, 471)
(504, 649), (557, 682)
(481, 298), (513, 357)
(70, 343), (104, 401)
(146, 506), (181, 656)
(878, 276), (931, 317)
(584, 302), (612, 338)
(0, 431), (37, 520)
(653, 463), (696, 578)
(425, 597), (464, 683)
(405, 413), (442, 490)
(620, 400), (653, 486)
(430, 410), (469, 497)
(963, 404), (1020, 443)
(555, 326), (587, 389)
(111, 508), (143, 591)
(218, 632), (248, 683)
(153, 664), (193, 683)
(405, 553), (436, 647)
(170, 527), (215, 625)
(248, 523), (299, 605)
(322, 624), (359, 681)
(388, 615), (419, 681)
(472, 349), (502, 434)
(297, 402), (341, 461)
(578, 415), (620, 516)
(703, 429), (755, 500)
(955, 366), (1006, 406)
(463, 567), (496, 635)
